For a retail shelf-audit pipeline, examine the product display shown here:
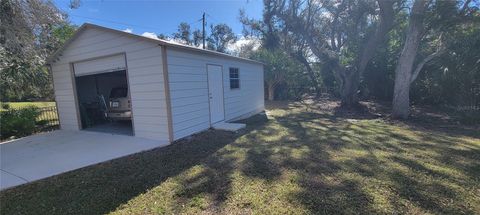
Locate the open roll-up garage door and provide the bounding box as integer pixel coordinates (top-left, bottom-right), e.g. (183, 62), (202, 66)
(74, 54), (126, 77)
(72, 53), (132, 136)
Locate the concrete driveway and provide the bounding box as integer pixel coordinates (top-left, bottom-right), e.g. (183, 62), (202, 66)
(0, 130), (168, 190)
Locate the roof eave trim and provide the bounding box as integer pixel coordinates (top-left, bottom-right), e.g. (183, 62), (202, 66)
(46, 23), (264, 66)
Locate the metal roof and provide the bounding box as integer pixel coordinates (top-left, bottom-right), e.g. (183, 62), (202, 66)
(47, 23), (263, 65)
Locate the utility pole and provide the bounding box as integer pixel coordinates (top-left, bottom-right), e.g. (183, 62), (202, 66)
(202, 12), (206, 49)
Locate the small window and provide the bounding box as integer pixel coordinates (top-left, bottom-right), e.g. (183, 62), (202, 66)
(229, 68), (240, 89)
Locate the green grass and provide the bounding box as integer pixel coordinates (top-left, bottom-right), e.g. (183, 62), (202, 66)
(1, 102), (56, 110)
(1, 101), (479, 214)
(1, 102), (59, 129)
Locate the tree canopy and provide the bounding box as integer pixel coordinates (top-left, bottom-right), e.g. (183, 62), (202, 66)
(242, 0), (479, 118)
(1, 0), (479, 119)
(170, 22), (238, 53)
(1, 0), (76, 101)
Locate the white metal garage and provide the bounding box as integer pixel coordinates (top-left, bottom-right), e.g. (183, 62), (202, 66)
(47, 23), (264, 144)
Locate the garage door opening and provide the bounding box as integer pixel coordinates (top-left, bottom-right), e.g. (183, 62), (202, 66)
(74, 70), (133, 136)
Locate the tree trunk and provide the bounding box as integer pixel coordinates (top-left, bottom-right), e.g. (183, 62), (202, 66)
(294, 52), (322, 98)
(340, 0), (394, 107)
(340, 68), (360, 107)
(357, 0), (394, 75)
(268, 83), (275, 101)
(305, 63), (322, 98)
(322, 0), (394, 107)
(392, 69), (412, 118)
(392, 0), (428, 119)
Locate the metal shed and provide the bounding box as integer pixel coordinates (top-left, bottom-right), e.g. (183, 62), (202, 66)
(47, 23), (264, 143)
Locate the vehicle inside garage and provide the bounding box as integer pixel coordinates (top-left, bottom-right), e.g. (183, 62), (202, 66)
(74, 70), (133, 135)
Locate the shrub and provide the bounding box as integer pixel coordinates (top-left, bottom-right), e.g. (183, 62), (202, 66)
(457, 110), (480, 125)
(1, 107), (40, 139)
(1, 103), (10, 109)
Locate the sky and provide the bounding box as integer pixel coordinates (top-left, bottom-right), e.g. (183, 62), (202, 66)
(54, 0), (264, 38)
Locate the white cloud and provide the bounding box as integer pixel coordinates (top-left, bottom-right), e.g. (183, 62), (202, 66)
(123, 28), (133, 33)
(227, 36), (261, 55)
(141, 32), (158, 39)
(168, 38), (190, 45)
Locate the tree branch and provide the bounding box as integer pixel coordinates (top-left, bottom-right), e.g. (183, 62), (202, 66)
(410, 50), (444, 83)
(410, 31), (446, 83)
(357, 0), (395, 75)
(460, 0), (472, 16)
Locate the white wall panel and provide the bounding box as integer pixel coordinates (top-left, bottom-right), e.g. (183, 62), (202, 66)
(166, 47), (264, 141)
(73, 54), (126, 76)
(51, 27), (169, 142)
(52, 25), (263, 143)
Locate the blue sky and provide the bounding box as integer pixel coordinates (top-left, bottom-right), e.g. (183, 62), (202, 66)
(54, 0), (263, 37)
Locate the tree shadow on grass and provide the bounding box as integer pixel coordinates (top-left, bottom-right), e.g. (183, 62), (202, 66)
(242, 146), (282, 180)
(258, 112), (376, 213)
(0, 115), (269, 215)
(173, 152), (237, 212)
(293, 177), (376, 214)
(1, 101), (478, 214)
(259, 106), (479, 214)
(387, 169), (462, 214)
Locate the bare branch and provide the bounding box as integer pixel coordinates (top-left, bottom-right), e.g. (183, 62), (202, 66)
(410, 50), (444, 83)
(460, 0), (473, 16)
(410, 32), (446, 83)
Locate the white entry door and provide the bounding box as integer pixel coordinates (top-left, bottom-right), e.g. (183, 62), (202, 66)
(207, 65), (225, 124)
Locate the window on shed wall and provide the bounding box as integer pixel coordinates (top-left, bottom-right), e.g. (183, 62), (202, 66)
(229, 68), (240, 89)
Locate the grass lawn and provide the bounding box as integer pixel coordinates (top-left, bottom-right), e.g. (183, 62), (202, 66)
(0, 102), (56, 110)
(0, 100), (479, 214)
(0, 102), (59, 131)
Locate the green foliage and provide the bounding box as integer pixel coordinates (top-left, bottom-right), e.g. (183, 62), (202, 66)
(252, 49), (296, 82)
(251, 48), (310, 100)
(1, 102), (10, 109)
(0, 106), (40, 139)
(170, 22), (236, 53)
(1, 0), (77, 102)
(207, 24), (237, 53)
(192, 29), (202, 47)
(412, 21), (480, 107)
(48, 23), (77, 49)
(457, 110), (480, 125)
(317, 62), (339, 96)
(361, 3), (480, 109)
(157, 33), (169, 40)
(240, 0), (478, 113)
(362, 21), (405, 101)
(172, 22), (192, 44)
(1, 63), (53, 101)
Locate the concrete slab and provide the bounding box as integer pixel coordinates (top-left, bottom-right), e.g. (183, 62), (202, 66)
(0, 130), (168, 190)
(84, 121), (133, 136)
(1, 170), (27, 189)
(212, 122), (246, 131)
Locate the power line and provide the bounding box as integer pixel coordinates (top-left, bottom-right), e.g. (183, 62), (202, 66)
(205, 13), (222, 25)
(69, 14), (166, 32)
(188, 19), (203, 28)
(69, 12), (213, 46)
(69, 14), (202, 34)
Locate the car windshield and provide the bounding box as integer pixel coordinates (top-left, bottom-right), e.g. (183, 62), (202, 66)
(110, 87), (128, 98)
